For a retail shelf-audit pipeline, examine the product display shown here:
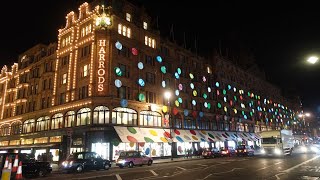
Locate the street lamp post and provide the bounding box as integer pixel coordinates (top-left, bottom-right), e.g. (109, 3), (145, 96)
(164, 91), (173, 160)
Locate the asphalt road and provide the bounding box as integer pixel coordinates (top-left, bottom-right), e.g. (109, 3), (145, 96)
(36, 152), (320, 180)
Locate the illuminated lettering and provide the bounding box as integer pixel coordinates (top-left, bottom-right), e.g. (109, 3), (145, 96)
(97, 39), (106, 92)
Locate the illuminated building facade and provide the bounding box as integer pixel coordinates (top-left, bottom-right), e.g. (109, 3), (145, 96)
(0, 1), (303, 162)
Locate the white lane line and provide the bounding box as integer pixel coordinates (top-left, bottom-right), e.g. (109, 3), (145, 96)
(176, 166), (187, 171)
(197, 164), (208, 167)
(213, 168), (243, 174)
(149, 170), (158, 176)
(275, 172), (286, 180)
(196, 174), (213, 180)
(256, 162), (282, 171)
(282, 155), (320, 173)
(116, 174), (122, 180)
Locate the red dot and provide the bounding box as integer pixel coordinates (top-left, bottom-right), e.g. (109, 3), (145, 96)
(127, 136), (138, 142)
(174, 129), (180, 135)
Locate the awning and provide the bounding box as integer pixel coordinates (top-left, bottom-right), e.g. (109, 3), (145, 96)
(114, 126), (261, 143)
(235, 132), (261, 142)
(114, 126), (172, 143)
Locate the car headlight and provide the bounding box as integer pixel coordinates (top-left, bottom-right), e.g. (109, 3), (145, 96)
(301, 146), (307, 152)
(311, 146), (318, 152)
(261, 149), (266, 154)
(118, 160), (125, 164)
(274, 148), (281, 155)
(69, 161), (73, 166)
(62, 161), (68, 167)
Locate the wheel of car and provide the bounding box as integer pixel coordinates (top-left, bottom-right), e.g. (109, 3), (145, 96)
(104, 163), (110, 170)
(38, 169), (47, 177)
(128, 161), (134, 168)
(147, 160), (153, 166)
(76, 165), (84, 173)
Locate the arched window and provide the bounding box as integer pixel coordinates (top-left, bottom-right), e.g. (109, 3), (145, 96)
(77, 108), (91, 126)
(22, 119), (35, 133)
(0, 124), (10, 136)
(52, 113), (63, 129)
(65, 111), (75, 127)
(140, 111), (161, 127)
(93, 106), (109, 124)
(36, 117), (50, 131)
(11, 122), (21, 135)
(112, 107), (137, 125)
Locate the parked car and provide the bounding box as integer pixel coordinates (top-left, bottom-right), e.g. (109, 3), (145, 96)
(0, 153), (52, 178)
(219, 147), (236, 157)
(202, 148), (220, 158)
(235, 145), (255, 156)
(116, 151), (153, 168)
(60, 152), (111, 173)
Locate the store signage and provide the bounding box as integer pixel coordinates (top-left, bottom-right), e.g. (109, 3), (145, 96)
(98, 39), (106, 91)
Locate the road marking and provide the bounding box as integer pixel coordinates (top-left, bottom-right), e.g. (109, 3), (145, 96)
(149, 170), (158, 176)
(275, 172), (286, 179)
(213, 168), (243, 174)
(197, 174), (212, 180)
(282, 155), (320, 173)
(176, 166), (187, 171)
(197, 164), (208, 167)
(256, 162), (282, 171)
(116, 174), (122, 180)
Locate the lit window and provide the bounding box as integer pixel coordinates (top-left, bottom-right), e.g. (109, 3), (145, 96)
(152, 39), (155, 48)
(118, 24), (131, 38)
(83, 65), (89, 77)
(118, 24), (122, 34)
(126, 13), (131, 22)
(145, 36), (148, 45)
(62, 73), (67, 84)
(143, 22), (148, 30)
(127, 28), (131, 38)
(123, 26), (126, 36)
(144, 36), (156, 48)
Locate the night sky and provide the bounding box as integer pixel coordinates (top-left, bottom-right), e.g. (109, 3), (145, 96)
(1, 1), (320, 114)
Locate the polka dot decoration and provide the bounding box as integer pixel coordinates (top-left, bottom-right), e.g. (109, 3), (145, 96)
(156, 55), (162, 63)
(115, 41), (122, 50)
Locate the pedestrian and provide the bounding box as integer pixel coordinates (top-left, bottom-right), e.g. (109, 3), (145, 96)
(37, 154), (41, 161)
(49, 152), (53, 162)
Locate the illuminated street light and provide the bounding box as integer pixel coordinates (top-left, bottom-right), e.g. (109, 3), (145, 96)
(164, 90), (173, 160)
(307, 56), (319, 64)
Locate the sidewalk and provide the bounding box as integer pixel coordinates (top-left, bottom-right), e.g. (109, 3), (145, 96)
(51, 156), (203, 172)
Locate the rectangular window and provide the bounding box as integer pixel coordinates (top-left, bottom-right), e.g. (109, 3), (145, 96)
(81, 44), (91, 58)
(117, 86), (130, 99)
(119, 64), (130, 78)
(60, 93), (66, 104)
(144, 36), (156, 48)
(62, 73), (67, 84)
(146, 72), (155, 84)
(143, 22), (148, 30)
(61, 55), (69, 66)
(82, 65), (89, 77)
(126, 13), (131, 22)
(118, 24), (122, 34)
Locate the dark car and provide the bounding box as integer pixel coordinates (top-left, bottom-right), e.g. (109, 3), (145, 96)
(0, 153), (52, 178)
(116, 151), (153, 168)
(235, 145), (255, 156)
(202, 148), (220, 158)
(60, 152), (111, 173)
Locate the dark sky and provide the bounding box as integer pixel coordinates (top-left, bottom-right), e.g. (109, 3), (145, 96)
(1, 1), (320, 113)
